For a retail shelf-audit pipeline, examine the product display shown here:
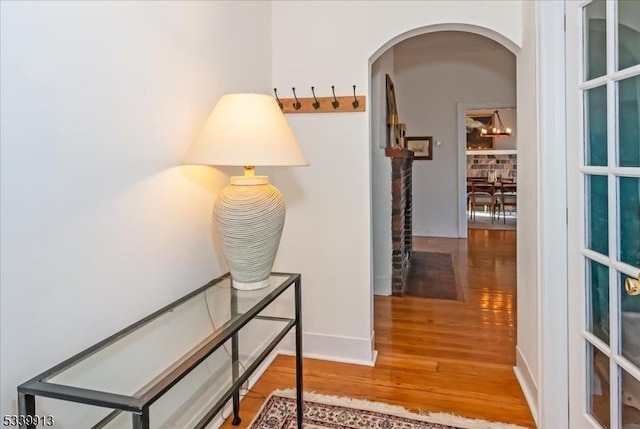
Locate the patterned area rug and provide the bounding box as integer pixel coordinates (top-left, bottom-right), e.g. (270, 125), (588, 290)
(248, 389), (527, 429)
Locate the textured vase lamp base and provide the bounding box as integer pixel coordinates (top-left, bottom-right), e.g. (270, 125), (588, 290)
(214, 175), (285, 291)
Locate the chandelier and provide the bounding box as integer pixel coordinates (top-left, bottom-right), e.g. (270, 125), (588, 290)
(480, 109), (512, 137)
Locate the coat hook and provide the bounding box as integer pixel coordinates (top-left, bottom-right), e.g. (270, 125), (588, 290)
(331, 85), (339, 109)
(352, 85), (359, 109)
(311, 86), (320, 110)
(292, 87), (301, 110)
(273, 88), (283, 109)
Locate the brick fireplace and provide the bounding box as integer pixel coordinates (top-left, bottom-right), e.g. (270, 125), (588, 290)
(385, 147), (413, 296)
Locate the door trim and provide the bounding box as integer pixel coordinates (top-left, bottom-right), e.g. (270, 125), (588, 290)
(538, 1), (569, 427)
(456, 100), (516, 239)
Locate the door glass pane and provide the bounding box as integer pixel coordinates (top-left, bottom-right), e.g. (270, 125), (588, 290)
(585, 0), (607, 80)
(618, 0), (640, 71)
(590, 260), (610, 344)
(621, 369), (640, 426)
(590, 344), (611, 428)
(620, 177), (640, 267)
(588, 175), (609, 255)
(619, 76), (640, 167)
(621, 272), (640, 368)
(586, 85), (608, 166)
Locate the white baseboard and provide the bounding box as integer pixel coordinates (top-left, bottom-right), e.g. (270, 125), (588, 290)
(279, 330), (377, 366)
(514, 346), (539, 427)
(374, 276), (391, 296)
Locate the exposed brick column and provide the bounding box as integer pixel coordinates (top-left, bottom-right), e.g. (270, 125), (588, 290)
(385, 148), (414, 296)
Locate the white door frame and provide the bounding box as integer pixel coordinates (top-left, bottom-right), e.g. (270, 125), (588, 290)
(537, 1), (570, 427)
(456, 101), (516, 238)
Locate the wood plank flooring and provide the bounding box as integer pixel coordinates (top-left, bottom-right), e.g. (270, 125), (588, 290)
(222, 230), (535, 429)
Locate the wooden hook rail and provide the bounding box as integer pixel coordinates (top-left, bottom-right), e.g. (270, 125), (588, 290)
(274, 86), (366, 114)
(278, 95), (366, 113)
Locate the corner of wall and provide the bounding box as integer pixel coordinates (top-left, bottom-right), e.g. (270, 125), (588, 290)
(279, 331), (377, 367)
(514, 346), (539, 426)
(374, 276), (392, 296)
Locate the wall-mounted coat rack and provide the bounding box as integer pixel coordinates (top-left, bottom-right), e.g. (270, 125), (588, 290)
(274, 86), (366, 114)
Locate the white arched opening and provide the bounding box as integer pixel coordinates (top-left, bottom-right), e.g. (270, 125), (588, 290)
(368, 22), (520, 292)
(366, 20), (542, 422)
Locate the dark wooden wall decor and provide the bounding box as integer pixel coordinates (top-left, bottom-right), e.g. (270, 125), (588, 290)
(386, 74), (405, 148)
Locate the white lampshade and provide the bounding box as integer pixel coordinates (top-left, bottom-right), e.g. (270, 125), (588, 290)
(184, 93), (309, 167)
(184, 93), (308, 290)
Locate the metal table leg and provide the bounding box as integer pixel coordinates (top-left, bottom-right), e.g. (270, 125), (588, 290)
(232, 330), (241, 425)
(17, 393), (35, 429)
(295, 279), (304, 429)
(132, 407), (149, 429)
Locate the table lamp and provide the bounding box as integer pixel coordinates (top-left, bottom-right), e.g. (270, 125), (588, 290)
(184, 93), (309, 290)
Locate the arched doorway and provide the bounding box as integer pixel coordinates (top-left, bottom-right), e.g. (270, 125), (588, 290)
(369, 25), (519, 296)
(367, 24), (535, 426)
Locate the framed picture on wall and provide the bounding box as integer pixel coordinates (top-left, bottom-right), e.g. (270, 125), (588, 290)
(466, 114), (494, 149)
(404, 136), (433, 160)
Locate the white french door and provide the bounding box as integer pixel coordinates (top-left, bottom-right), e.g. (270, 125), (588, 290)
(567, 0), (640, 428)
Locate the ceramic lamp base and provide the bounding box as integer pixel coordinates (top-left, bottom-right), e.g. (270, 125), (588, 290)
(231, 279), (271, 291)
(214, 175), (285, 291)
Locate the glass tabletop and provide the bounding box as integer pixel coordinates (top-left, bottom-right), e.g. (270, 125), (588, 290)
(42, 274), (294, 399)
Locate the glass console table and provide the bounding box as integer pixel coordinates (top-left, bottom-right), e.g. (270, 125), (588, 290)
(17, 273), (303, 429)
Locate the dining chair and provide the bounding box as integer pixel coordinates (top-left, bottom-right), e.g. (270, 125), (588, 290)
(467, 177), (487, 195)
(468, 181), (498, 222)
(497, 183), (517, 223)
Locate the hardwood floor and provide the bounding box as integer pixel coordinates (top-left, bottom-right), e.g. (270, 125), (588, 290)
(222, 229), (535, 428)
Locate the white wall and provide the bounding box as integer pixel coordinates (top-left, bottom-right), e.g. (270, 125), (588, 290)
(270, 0), (523, 364)
(0, 1), (543, 422)
(371, 49), (394, 296)
(0, 0), (272, 422)
(394, 33), (516, 237)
